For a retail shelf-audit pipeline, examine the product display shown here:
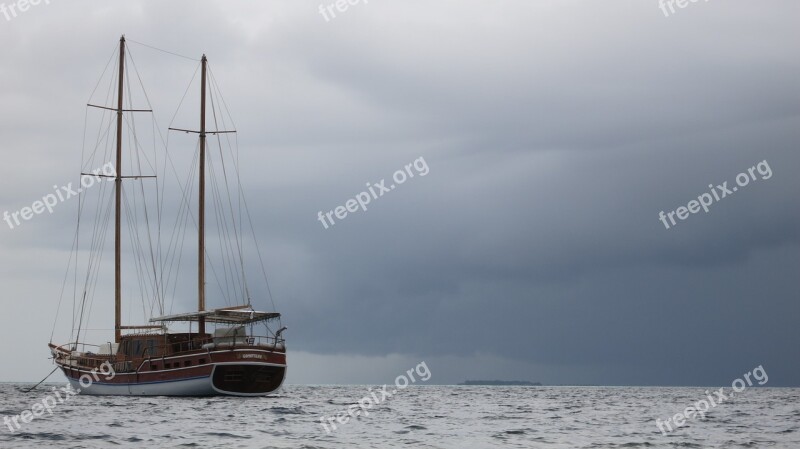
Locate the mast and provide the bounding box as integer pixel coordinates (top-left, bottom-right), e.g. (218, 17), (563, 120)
(198, 55), (207, 336)
(114, 36), (125, 344)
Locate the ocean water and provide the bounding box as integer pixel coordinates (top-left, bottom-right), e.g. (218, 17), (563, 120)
(0, 384), (798, 448)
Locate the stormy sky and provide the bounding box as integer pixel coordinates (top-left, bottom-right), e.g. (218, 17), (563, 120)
(0, 1), (798, 386)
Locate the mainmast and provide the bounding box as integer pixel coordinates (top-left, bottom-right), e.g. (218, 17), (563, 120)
(114, 36), (125, 344)
(198, 55), (207, 336)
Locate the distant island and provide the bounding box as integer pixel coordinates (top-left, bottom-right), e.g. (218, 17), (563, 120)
(459, 380), (542, 386)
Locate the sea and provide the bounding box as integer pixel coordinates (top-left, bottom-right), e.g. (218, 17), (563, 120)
(0, 384), (798, 448)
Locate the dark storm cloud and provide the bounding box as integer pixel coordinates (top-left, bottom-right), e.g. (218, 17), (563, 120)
(0, 0), (798, 385)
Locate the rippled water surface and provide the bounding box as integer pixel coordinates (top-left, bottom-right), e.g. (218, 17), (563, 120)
(1, 384), (798, 448)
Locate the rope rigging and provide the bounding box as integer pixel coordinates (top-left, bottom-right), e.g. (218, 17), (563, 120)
(51, 38), (282, 348)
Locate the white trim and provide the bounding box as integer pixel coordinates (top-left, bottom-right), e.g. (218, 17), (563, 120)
(58, 360), (286, 377)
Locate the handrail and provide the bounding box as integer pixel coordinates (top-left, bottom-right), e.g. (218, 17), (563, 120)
(53, 342), (101, 352)
(137, 358), (150, 373)
(52, 333), (287, 370)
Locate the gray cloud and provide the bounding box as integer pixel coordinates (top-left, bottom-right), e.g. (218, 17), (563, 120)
(0, 0), (798, 386)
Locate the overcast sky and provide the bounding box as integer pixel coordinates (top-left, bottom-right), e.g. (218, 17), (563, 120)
(0, 1), (798, 386)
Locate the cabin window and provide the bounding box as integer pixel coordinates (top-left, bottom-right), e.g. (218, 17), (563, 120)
(199, 358), (206, 364)
(150, 364), (157, 370)
(131, 339), (145, 357)
(164, 362), (171, 369)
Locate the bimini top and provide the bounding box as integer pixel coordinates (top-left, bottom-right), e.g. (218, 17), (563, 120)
(150, 306), (280, 324)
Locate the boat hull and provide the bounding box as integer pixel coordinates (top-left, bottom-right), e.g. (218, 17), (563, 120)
(65, 371), (217, 396)
(55, 347), (286, 397)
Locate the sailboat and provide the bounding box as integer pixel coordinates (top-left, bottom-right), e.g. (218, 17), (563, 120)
(48, 36), (288, 396)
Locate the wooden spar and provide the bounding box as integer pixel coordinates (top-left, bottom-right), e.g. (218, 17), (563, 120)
(115, 35), (125, 344)
(198, 55), (207, 337)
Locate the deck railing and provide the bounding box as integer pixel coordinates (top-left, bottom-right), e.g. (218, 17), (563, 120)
(53, 333), (286, 370)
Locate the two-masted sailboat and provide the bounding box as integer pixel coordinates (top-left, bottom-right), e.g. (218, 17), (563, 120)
(48, 36), (287, 396)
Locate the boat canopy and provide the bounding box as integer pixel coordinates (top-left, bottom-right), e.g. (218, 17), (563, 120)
(150, 306), (280, 324)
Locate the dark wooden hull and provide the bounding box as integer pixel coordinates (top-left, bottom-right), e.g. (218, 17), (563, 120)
(52, 346), (286, 396)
